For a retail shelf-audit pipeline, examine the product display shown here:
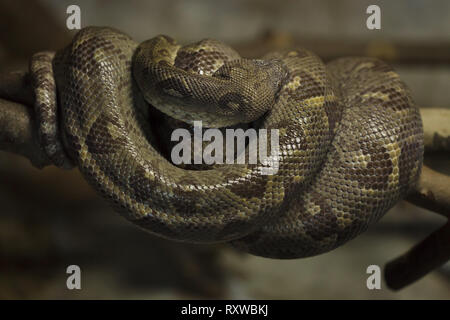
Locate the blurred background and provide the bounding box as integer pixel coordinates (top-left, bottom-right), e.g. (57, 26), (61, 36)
(0, 0), (448, 299)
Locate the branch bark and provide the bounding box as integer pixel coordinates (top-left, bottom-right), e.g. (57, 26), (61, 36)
(0, 70), (34, 105)
(406, 165), (450, 218)
(421, 108), (450, 152)
(0, 97), (49, 168)
(385, 221), (450, 290)
(384, 164), (450, 290)
(0, 70), (50, 168)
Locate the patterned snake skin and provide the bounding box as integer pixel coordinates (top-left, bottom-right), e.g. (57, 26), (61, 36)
(29, 27), (423, 258)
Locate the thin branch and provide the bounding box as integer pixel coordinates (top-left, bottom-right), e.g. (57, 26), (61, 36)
(421, 108), (450, 152)
(384, 164), (450, 290)
(385, 221), (450, 290)
(406, 165), (450, 218)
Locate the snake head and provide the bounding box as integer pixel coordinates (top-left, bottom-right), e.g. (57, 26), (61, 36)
(134, 38), (287, 127)
(212, 58), (287, 121)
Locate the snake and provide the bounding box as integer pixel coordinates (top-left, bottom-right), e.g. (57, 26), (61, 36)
(29, 27), (423, 258)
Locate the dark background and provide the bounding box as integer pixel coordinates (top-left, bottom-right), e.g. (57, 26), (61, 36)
(0, 0), (448, 299)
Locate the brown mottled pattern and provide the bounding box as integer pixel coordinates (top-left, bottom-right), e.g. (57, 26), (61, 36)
(29, 27), (423, 258)
(175, 38), (240, 75)
(232, 57), (423, 258)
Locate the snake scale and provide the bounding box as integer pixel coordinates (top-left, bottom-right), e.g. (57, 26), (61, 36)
(29, 27), (423, 258)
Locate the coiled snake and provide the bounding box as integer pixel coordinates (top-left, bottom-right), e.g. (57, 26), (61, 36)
(29, 27), (423, 258)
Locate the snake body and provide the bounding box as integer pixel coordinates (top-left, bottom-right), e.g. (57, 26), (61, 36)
(30, 27), (423, 258)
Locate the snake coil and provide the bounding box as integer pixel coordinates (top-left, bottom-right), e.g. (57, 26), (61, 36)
(29, 27), (423, 258)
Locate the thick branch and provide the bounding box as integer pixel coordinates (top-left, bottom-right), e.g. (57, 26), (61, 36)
(0, 97), (49, 168)
(0, 70), (50, 167)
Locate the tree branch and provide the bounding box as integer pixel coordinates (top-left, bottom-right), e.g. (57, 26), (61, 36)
(385, 221), (450, 290)
(0, 70), (50, 168)
(421, 108), (450, 152)
(0, 97), (49, 168)
(384, 164), (450, 290)
(406, 165), (450, 218)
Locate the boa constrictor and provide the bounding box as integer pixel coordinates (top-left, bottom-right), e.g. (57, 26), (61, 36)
(29, 27), (423, 258)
